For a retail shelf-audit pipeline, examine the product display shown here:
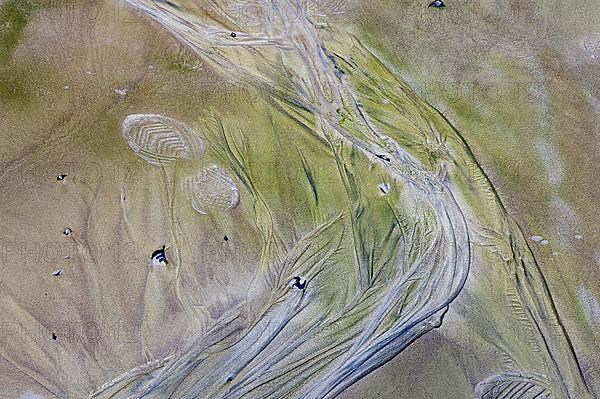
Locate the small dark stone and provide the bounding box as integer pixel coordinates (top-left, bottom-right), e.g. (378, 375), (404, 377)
(159, 0), (179, 8)
(224, 236), (229, 241)
(428, 0), (446, 7)
(292, 276), (306, 290)
(52, 333), (57, 340)
(57, 174), (67, 181)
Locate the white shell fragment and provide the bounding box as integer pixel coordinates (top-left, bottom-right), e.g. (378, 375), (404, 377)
(121, 114), (205, 166)
(150, 246), (168, 267)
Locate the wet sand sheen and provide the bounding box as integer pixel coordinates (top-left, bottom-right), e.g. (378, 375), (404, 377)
(0, 0), (598, 398)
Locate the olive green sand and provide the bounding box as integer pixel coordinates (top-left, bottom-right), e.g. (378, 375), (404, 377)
(0, 0), (598, 398)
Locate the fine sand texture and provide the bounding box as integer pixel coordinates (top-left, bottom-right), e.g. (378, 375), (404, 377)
(0, 0), (598, 398)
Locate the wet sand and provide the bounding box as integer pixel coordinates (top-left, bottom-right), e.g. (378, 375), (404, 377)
(1, 0), (599, 398)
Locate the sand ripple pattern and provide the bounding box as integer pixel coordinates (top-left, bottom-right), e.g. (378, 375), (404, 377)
(181, 165), (239, 214)
(475, 372), (552, 399)
(122, 114), (205, 166)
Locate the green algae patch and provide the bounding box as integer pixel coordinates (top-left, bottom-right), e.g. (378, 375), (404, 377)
(0, 66), (29, 101)
(0, 0), (36, 64)
(161, 51), (203, 74)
